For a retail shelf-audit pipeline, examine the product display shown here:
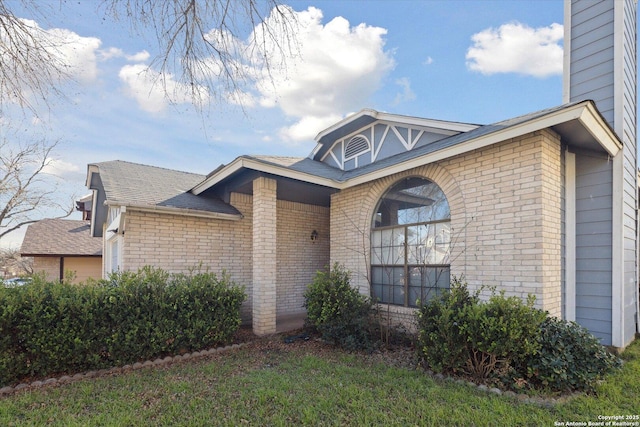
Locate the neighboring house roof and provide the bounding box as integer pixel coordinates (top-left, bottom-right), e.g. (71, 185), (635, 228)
(192, 100), (621, 195)
(86, 160), (241, 218)
(20, 219), (102, 256)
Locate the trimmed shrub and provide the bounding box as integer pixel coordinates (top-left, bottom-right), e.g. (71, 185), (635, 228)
(304, 263), (376, 351)
(416, 278), (546, 378)
(0, 267), (246, 386)
(415, 278), (477, 373)
(524, 317), (622, 392)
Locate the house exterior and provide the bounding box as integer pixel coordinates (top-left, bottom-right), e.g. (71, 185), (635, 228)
(85, 0), (639, 348)
(20, 219), (102, 284)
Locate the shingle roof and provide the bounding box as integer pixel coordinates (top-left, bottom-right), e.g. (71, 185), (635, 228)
(92, 160), (240, 215)
(20, 219), (102, 256)
(239, 101), (608, 184)
(246, 155), (345, 181)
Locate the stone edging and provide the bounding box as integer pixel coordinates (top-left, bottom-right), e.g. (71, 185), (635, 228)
(425, 370), (581, 407)
(0, 342), (248, 397)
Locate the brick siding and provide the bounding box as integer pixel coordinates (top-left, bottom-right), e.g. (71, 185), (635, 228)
(331, 130), (563, 324)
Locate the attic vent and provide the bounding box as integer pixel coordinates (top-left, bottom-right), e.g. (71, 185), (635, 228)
(345, 135), (370, 159)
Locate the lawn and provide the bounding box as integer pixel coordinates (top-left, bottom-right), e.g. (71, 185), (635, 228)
(0, 333), (638, 426)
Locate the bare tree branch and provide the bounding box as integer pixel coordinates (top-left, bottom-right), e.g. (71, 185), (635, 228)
(101, 0), (298, 108)
(1, 0), (298, 114)
(0, 0), (70, 116)
(0, 247), (33, 276)
(0, 137), (75, 241)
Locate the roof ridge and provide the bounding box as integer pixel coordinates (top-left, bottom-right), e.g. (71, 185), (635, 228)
(96, 159), (205, 177)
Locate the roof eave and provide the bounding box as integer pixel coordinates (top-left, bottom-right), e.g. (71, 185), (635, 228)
(341, 101), (622, 189)
(104, 200), (243, 221)
(191, 157), (342, 195)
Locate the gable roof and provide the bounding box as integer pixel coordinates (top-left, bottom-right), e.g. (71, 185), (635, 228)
(192, 100), (621, 195)
(20, 219), (102, 256)
(86, 160), (241, 218)
(310, 109), (480, 161)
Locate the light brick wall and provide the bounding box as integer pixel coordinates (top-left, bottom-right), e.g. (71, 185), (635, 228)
(252, 177), (278, 334)
(276, 200), (330, 317)
(121, 192), (254, 319)
(118, 188), (331, 330)
(331, 130), (563, 319)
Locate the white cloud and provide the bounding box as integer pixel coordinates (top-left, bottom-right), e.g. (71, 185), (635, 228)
(126, 50), (151, 62)
(41, 158), (81, 177)
(44, 27), (102, 83)
(4, 19), (102, 83)
(393, 77), (416, 105)
(98, 48), (149, 62)
(278, 114), (342, 143)
(423, 56), (434, 66)
(119, 64), (209, 113)
(466, 22), (563, 78)
(98, 47), (124, 61)
(249, 6), (395, 142)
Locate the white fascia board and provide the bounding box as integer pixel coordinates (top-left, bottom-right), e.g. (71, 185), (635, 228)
(343, 102), (621, 189)
(374, 112), (479, 133)
(191, 157), (342, 195)
(580, 102), (622, 156)
(86, 164), (100, 188)
(314, 109), (378, 141)
(104, 200), (243, 221)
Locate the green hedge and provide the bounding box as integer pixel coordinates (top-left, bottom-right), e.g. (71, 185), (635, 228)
(0, 267), (246, 386)
(416, 278), (622, 392)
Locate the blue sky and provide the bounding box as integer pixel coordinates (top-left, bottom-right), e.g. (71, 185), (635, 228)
(1, 0), (566, 248)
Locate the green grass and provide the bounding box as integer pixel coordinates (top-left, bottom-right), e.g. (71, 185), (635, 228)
(0, 337), (639, 426)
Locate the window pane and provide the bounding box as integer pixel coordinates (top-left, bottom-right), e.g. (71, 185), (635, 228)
(373, 177), (450, 229)
(370, 177), (451, 308)
(393, 285), (405, 305)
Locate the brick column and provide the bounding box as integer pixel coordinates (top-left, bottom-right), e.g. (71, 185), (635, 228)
(252, 176), (277, 335)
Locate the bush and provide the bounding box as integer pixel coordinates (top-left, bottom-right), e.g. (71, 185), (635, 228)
(304, 263), (376, 351)
(0, 266), (246, 386)
(416, 278), (546, 378)
(524, 317), (622, 392)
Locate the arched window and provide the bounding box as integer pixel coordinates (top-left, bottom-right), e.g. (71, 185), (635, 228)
(371, 177), (450, 307)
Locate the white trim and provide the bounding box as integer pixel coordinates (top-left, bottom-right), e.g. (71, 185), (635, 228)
(104, 200), (242, 221)
(344, 134), (371, 162)
(562, 0), (572, 104)
(612, 152), (624, 347)
(328, 150), (341, 170)
(410, 130), (425, 150)
(565, 149), (576, 322)
(314, 109), (478, 142)
(191, 156), (343, 194)
(372, 125), (390, 162)
(613, 0), (625, 138)
(637, 170), (640, 338)
(391, 126), (411, 150)
(343, 102), (621, 189)
(192, 102), (622, 195)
